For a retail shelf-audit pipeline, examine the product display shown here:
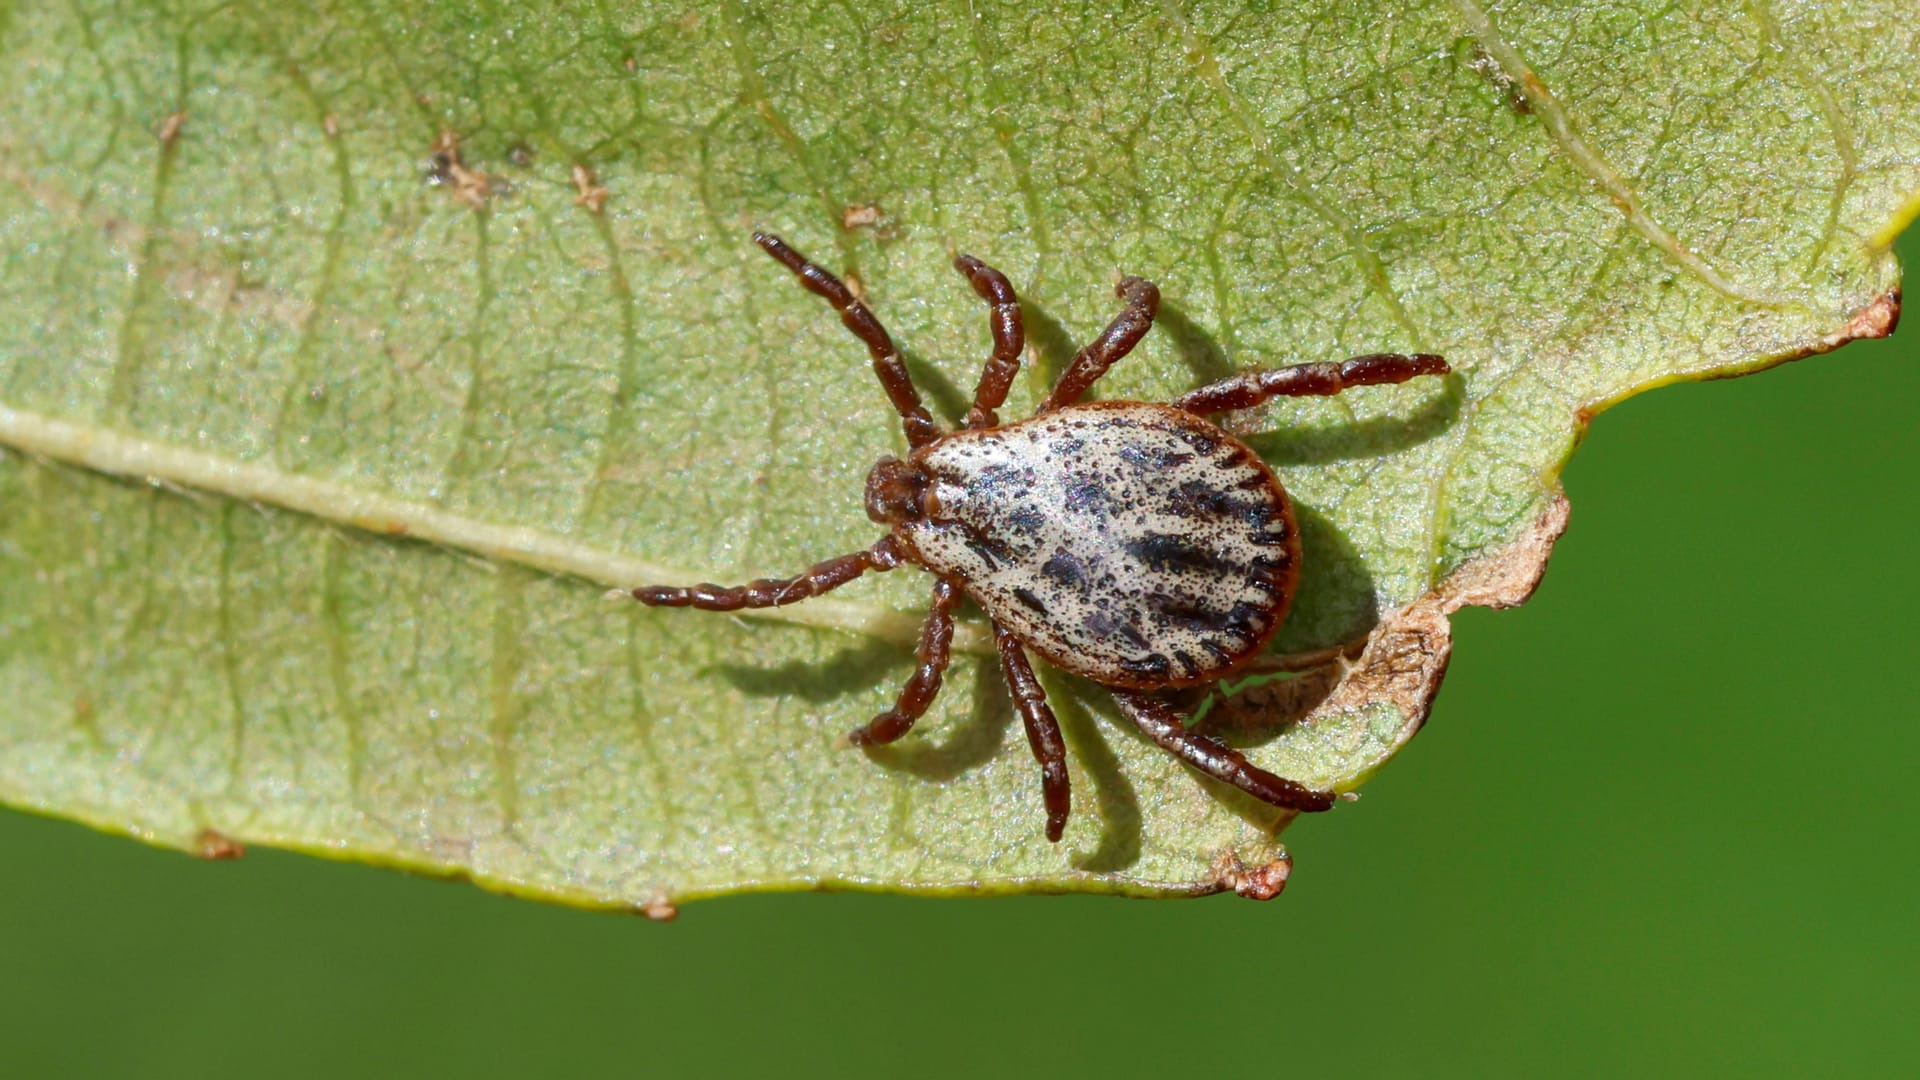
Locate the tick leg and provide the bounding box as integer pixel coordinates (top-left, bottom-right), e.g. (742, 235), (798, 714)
(846, 576), (964, 747)
(754, 232), (941, 448)
(1172, 353), (1450, 417)
(631, 537), (904, 611)
(1110, 690), (1339, 813)
(1039, 276), (1161, 411)
(952, 254), (1026, 429)
(995, 623), (1071, 842)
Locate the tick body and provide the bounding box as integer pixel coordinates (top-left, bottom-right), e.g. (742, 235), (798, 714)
(903, 402), (1297, 690)
(635, 233), (1450, 843)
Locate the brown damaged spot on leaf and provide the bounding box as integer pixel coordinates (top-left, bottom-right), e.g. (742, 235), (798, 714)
(570, 163), (610, 214)
(637, 891), (678, 922)
(1810, 288), (1901, 356)
(193, 828), (247, 860)
(1205, 495), (1568, 740)
(1208, 848), (1293, 900)
(1196, 285), (1892, 897)
(427, 130), (501, 211)
(1187, 496), (1571, 899)
(1705, 288), (1901, 385)
(842, 203), (882, 229)
(1324, 492), (1569, 721)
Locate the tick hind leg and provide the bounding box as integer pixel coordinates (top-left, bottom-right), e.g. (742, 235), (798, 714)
(952, 254), (1025, 429)
(1110, 690), (1341, 813)
(1039, 275), (1161, 411)
(995, 624), (1071, 842)
(1173, 353), (1450, 417)
(631, 537), (904, 610)
(845, 576), (965, 747)
(753, 232), (941, 448)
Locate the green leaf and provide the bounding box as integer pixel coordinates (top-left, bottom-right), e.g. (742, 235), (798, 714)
(1, 1), (1915, 911)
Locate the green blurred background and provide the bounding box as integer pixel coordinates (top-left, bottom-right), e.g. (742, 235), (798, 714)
(5, 225), (1916, 1077)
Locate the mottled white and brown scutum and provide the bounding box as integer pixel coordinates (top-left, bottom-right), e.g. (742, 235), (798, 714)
(634, 232), (1448, 844)
(902, 402), (1298, 689)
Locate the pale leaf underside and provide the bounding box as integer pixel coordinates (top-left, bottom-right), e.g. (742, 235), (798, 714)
(0, 1), (1915, 909)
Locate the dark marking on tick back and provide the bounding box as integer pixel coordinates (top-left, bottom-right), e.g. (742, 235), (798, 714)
(1062, 475), (1113, 514)
(1150, 593), (1234, 635)
(1001, 503), (1046, 535)
(1128, 532), (1239, 577)
(1119, 653), (1172, 680)
(1170, 426), (1225, 456)
(1041, 550), (1088, 589)
(955, 521), (1017, 569)
(1119, 443), (1196, 470)
(1013, 586), (1049, 613)
(1167, 478), (1264, 523)
(1220, 602), (1267, 641)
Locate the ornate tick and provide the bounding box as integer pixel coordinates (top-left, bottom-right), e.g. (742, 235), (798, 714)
(634, 233), (1450, 842)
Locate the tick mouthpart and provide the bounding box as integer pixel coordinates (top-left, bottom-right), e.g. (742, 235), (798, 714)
(864, 456), (931, 525)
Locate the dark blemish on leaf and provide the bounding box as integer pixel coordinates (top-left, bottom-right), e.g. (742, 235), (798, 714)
(427, 130), (500, 211)
(1462, 40), (1533, 114)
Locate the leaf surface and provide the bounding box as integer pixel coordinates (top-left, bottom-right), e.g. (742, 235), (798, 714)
(1, 1), (1915, 908)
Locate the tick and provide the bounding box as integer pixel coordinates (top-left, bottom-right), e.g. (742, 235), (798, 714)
(634, 233), (1450, 842)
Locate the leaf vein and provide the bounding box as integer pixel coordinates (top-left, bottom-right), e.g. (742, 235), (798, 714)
(0, 402), (987, 653)
(1451, 0), (1804, 310)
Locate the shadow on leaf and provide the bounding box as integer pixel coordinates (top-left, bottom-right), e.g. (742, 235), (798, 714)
(1019, 298), (1079, 393)
(858, 657), (1012, 782)
(1157, 300), (1237, 388)
(707, 638), (900, 703)
(1268, 500), (1379, 655)
(1048, 677), (1144, 874)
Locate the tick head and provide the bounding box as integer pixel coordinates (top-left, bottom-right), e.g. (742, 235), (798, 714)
(864, 456), (932, 526)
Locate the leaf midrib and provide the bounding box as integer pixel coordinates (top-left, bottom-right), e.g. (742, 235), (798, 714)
(0, 402), (976, 652)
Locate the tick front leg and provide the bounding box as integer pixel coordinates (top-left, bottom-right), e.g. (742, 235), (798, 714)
(846, 576), (964, 747)
(1110, 690), (1341, 813)
(631, 537), (904, 611)
(995, 623), (1071, 842)
(753, 232), (941, 448)
(1039, 276), (1161, 411)
(1173, 353), (1449, 417)
(952, 254), (1025, 429)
